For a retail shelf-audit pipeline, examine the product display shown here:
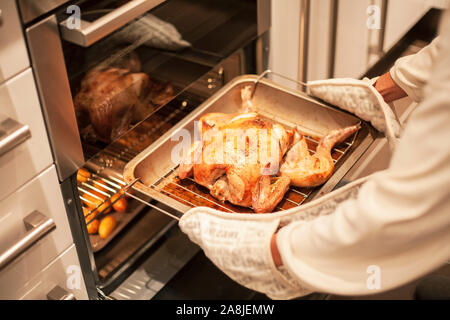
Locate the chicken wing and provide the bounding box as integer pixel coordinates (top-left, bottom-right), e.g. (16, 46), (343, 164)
(279, 125), (359, 187)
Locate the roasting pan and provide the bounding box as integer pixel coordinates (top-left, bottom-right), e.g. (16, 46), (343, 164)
(123, 74), (375, 218)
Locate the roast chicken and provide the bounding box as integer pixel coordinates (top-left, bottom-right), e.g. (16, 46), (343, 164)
(74, 52), (174, 143)
(74, 67), (151, 142)
(178, 86), (359, 213)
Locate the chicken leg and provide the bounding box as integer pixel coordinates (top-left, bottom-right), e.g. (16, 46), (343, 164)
(252, 175), (291, 213)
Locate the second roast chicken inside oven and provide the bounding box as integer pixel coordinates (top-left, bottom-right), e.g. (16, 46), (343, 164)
(178, 86), (359, 213)
(74, 52), (174, 143)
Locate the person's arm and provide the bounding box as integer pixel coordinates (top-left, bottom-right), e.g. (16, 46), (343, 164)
(271, 233), (283, 267)
(388, 36), (441, 102)
(271, 41), (439, 267)
(373, 71), (408, 103)
(273, 10), (450, 295)
(271, 37), (441, 266)
(276, 107), (450, 295)
(372, 36), (442, 104)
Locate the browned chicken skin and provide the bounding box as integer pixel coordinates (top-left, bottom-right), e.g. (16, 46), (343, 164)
(178, 86), (359, 213)
(279, 125), (359, 187)
(182, 112), (296, 213)
(74, 67), (150, 142)
(179, 87), (297, 213)
(74, 52), (175, 143)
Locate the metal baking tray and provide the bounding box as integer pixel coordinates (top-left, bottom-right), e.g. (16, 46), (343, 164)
(123, 74), (374, 216)
(90, 200), (145, 252)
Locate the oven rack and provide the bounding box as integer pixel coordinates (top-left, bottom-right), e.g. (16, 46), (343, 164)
(156, 135), (355, 213)
(78, 170), (129, 224)
(124, 130), (357, 217)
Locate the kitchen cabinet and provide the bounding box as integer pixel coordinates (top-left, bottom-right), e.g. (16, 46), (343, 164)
(0, 68), (53, 201)
(0, 166), (75, 297)
(384, 0), (444, 52)
(0, 0), (30, 84)
(1, 244), (88, 300)
(269, 0), (301, 87)
(305, 0), (436, 81)
(0, 1), (88, 300)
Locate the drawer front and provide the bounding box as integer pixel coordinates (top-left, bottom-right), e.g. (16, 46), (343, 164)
(0, 245), (88, 300)
(0, 165), (74, 292)
(0, 0), (30, 84)
(0, 68), (53, 200)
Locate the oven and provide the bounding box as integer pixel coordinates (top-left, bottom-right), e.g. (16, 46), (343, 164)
(18, 0), (270, 299)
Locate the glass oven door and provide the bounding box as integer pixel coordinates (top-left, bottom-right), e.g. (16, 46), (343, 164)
(57, 0), (258, 162)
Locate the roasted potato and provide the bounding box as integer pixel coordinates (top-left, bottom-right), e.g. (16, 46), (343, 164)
(98, 216), (117, 239)
(111, 193), (128, 212)
(77, 168), (91, 184)
(85, 217), (99, 234)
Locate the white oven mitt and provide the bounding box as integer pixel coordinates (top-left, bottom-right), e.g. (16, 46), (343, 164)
(179, 209), (313, 299)
(306, 78), (402, 150)
(112, 14), (191, 51)
(179, 175), (371, 299)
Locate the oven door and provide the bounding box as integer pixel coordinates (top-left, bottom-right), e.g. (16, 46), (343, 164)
(25, 0), (269, 299)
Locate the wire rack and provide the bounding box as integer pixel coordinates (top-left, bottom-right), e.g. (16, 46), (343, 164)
(77, 171), (124, 200)
(146, 131), (357, 214)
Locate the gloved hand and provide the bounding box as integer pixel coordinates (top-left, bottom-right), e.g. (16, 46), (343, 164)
(179, 175), (371, 299)
(178, 207), (313, 299)
(306, 77), (402, 150)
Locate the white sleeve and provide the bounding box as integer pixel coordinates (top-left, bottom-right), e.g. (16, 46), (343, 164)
(389, 37), (441, 102)
(277, 10), (450, 296)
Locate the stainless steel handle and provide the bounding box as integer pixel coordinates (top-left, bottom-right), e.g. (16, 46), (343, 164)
(0, 211), (56, 272)
(298, 0), (310, 91)
(0, 114), (31, 157)
(124, 178), (181, 221)
(250, 69), (308, 99)
(47, 286), (76, 300)
(60, 0), (166, 47)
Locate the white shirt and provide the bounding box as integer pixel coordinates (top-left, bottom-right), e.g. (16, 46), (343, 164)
(277, 9), (450, 296)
